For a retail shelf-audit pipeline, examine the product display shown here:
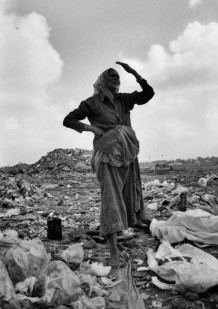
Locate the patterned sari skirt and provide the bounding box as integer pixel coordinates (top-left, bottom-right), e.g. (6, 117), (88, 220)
(91, 126), (145, 236)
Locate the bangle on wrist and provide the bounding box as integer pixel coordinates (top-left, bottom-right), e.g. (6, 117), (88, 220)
(136, 75), (143, 83)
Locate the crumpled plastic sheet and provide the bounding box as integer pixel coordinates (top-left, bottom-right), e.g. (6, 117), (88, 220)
(0, 259), (21, 309)
(16, 260), (83, 306)
(147, 241), (218, 293)
(15, 259), (145, 308)
(105, 257), (145, 309)
(150, 209), (218, 245)
(61, 243), (84, 265)
(0, 235), (145, 308)
(0, 237), (50, 284)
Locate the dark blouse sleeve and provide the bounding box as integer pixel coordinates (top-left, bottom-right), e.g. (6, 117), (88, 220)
(63, 100), (92, 133)
(120, 79), (155, 111)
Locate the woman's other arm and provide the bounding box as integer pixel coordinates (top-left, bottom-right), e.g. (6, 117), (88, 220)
(63, 101), (103, 136)
(116, 61), (155, 106)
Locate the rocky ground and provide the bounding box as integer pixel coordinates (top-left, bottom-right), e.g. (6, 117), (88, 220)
(1, 148), (218, 309)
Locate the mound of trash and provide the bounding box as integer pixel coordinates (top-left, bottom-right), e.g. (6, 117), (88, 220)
(29, 148), (93, 174)
(0, 148), (93, 175)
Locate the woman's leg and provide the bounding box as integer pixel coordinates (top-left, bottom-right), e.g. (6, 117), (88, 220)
(107, 232), (119, 266)
(97, 163), (129, 267)
(123, 158), (145, 226)
(97, 163), (129, 236)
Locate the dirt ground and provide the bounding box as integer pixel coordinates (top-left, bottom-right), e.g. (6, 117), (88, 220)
(1, 155), (218, 308)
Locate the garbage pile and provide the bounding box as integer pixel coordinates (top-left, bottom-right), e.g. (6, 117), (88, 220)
(0, 235), (145, 309)
(0, 148), (93, 176)
(29, 148), (93, 174)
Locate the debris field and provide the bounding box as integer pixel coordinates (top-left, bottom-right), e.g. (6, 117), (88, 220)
(1, 148), (218, 309)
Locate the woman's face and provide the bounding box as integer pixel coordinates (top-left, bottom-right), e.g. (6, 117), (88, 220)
(106, 69), (120, 93)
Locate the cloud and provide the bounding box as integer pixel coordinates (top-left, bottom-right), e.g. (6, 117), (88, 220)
(188, 0), (203, 8)
(0, 0), (64, 166)
(118, 21), (218, 160)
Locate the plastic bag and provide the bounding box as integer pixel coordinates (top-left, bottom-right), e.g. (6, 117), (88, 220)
(147, 241), (218, 293)
(47, 260), (82, 305)
(0, 237), (50, 284)
(150, 209), (218, 245)
(15, 276), (38, 296)
(79, 274), (96, 297)
(0, 259), (21, 309)
(198, 177), (207, 187)
(61, 243), (84, 268)
(17, 260), (82, 306)
(90, 262), (111, 277)
(105, 256), (145, 309)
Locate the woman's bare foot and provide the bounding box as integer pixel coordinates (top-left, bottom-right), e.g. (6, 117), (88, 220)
(106, 238), (110, 248)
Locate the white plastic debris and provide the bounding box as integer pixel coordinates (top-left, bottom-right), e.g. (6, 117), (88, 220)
(172, 185), (189, 195)
(152, 179), (160, 186)
(162, 180), (168, 186)
(198, 177), (207, 187)
(137, 267), (149, 272)
(135, 259), (144, 266)
(61, 243), (84, 265)
(3, 229), (18, 238)
(5, 208), (20, 217)
(15, 276), (38, 295)
(147, 203), (158, 210)
(150, 209), (218, 245)
(206, 173), (218, 181)
(100, 277), (123, 288)
(201, 194), (218, 208)
(168, 194), (181, 208)
(151, 276), (175, 290)
(90, 262), (111, 277)
(147, 241), (218, 293)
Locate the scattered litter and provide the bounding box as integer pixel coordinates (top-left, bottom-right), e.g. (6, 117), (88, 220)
(1, 147), (218, 308)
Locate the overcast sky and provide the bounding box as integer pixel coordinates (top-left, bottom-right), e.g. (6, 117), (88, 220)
(1, 0), (218, 166)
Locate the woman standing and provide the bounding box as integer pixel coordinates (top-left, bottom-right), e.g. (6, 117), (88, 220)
(63, 62), (155, 268)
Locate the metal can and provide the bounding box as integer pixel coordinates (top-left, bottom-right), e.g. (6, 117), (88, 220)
(47, 216), (62, 240)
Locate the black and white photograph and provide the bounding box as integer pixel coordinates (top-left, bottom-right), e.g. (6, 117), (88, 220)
(1, 0), (218, 308)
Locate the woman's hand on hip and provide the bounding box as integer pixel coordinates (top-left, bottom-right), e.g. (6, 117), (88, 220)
(90, 126), (104, 137)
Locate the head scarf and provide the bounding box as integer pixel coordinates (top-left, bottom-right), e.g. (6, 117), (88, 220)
(93, 69), (120, 104)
